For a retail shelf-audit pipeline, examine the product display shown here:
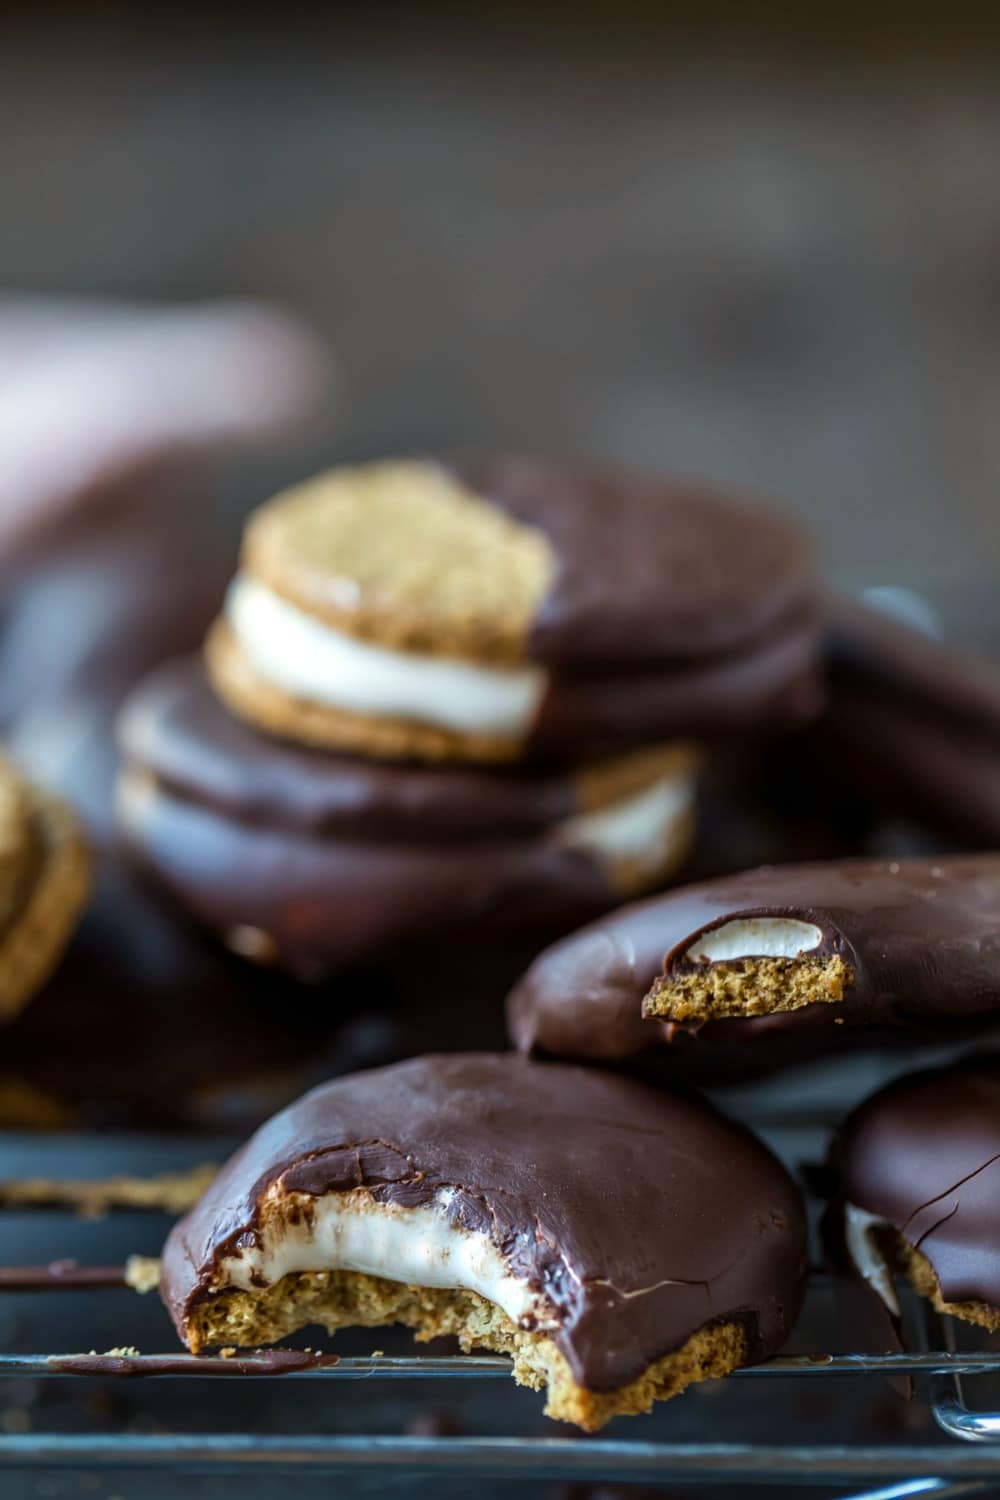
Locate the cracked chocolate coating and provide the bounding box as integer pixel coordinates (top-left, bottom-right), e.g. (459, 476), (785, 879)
(508, 855), (1000, 1066)
(160, 1053), (807, 1391)
(449, 457), (817, 669)
(836, 1056), (1000, 1312)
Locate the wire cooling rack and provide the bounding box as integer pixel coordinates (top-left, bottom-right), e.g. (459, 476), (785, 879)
(0, 1123), (997, 1496)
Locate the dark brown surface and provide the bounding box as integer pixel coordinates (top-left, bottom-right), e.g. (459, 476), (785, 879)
(161, 1053), (807, 1392)
(836, 1055), (1000, 1312)
(508, 855), (1000, 1068)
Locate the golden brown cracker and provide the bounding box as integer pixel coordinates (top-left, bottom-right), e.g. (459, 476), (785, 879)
(242, 461), (555, 664)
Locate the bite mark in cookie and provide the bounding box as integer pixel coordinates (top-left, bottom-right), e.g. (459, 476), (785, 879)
(160, 1053), (806, 1429)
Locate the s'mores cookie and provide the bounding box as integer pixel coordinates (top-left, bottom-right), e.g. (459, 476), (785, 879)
(509, 855), (1000, 1074)
(117, 458), (822, 973)
(160, 1053), (806, 1430)
(0, 755), (89, 1019)
(207, 457), (821, 763)
(836, 1056), (1000, 1331)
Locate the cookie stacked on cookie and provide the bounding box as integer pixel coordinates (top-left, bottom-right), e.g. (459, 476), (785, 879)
(118, 458), (822, 974)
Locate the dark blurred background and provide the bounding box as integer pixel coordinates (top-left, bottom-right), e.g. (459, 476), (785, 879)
(2, 3), (999, 592)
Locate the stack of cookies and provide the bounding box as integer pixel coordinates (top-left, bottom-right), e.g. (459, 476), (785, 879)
(10, 447), (1000, 1439)
(117, 456), (822, 975)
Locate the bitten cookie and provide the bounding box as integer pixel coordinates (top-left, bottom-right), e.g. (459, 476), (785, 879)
(160, 1053), (806, 1430)
(835, 1057), (1000, 1331)
(207, 457), (822, 763)
(117, 659), (699, 973)
(508, 855), (1000, 1072)
(0, 755), (89, 1020)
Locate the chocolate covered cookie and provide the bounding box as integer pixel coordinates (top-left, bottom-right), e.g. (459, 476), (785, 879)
(208, 457), (822, 763)
(835, 1057), (1000, 1330)
(118, 660), (699, 972)
(0, 755), (89, 1020)
(160, 1053), (806, 1429)
(509, 855), (1000, 1070)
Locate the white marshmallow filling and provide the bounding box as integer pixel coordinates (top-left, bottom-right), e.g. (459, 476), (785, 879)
(212, 1187), (557, 1332)
(844, 1203), (899, 1315)
(553, 770), (695, 879)
(684, 917), (824, 964)
(226, 576), (549, 739)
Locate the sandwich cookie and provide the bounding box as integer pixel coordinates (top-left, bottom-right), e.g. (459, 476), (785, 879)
(160, 1053), (807, 1430)
(117, 659), (699, 972)
(508, 855), (1000, 1070)
(835, 1056), (1000, 1330)
(0, 755), (89, 1021)
(207, 458), (822, 763)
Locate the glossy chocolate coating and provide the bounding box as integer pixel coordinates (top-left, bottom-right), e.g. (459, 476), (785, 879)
(161, 1053), (806, 1390)
(118, 659), (654, 971)
(836, 1056), (1000, 1311)
(449, 458), (817, 668)
(123, 781), (613, 971)
(508, 855), (1000, 1066)
(120, 659), (579, 841)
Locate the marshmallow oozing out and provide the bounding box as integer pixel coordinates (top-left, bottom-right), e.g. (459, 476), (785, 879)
(214, 1186), (555, 1330)
(843, 1203), (899, 1315)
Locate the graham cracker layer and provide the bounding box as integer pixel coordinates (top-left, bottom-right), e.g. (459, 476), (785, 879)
(242, 461), (556, 664)
(206, 619), (527, 763)
(0, 767), (90, 1022)
(643, 954), (852, 1023)
(896, 1234), (1000, 1334)
(186, 1268), (747, 1431)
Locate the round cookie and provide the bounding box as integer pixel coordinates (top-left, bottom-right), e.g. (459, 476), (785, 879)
(835, 1056), (1000, 1331)
(160, 1052), (807, 1430)
(209, 457), (822, 762)
(117, 658), (700, 974)
(508, 854), (1000, 1075)
(0, 755), (89, 1021)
